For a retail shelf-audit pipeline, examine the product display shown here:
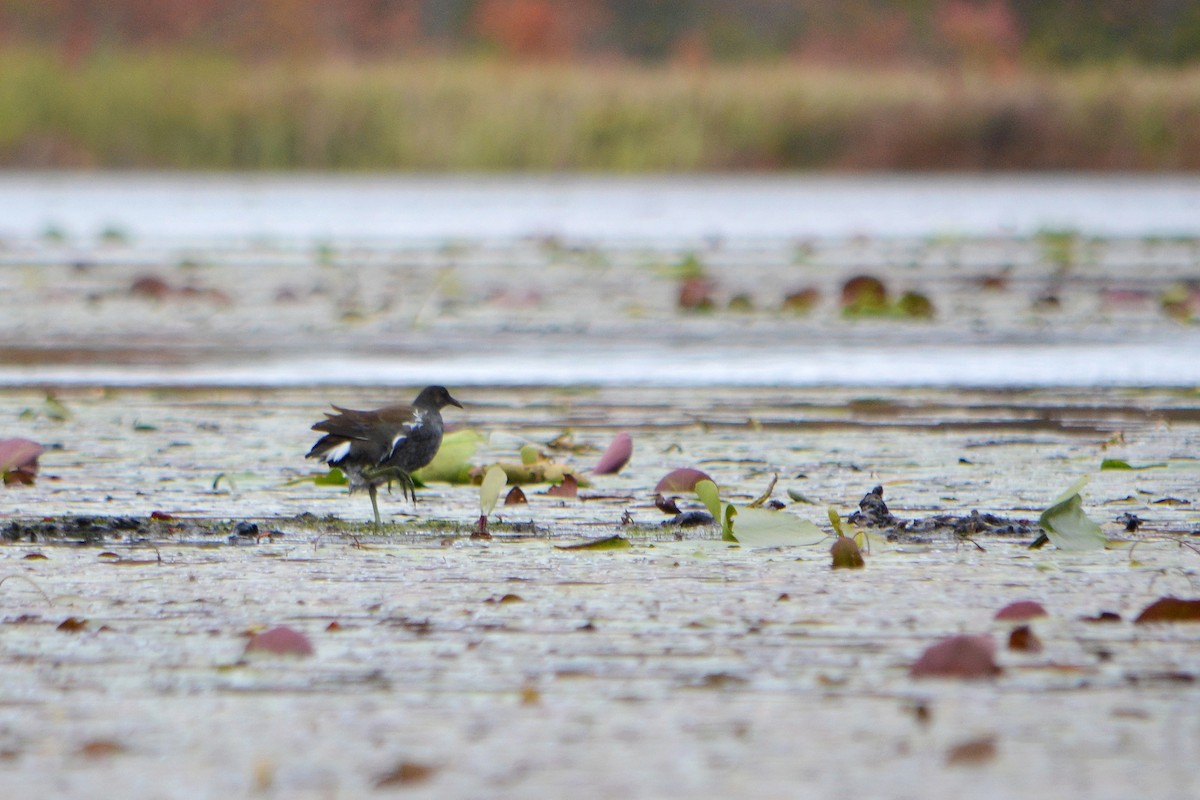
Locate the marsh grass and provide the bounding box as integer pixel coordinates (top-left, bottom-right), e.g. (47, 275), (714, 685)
(3, 49), (1200, 170)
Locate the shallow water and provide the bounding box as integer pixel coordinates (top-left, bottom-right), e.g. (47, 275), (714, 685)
(2, 172), (1200, 244)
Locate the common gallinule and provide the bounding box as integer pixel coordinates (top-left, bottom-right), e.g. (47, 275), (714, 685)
(306, 385), (463, 528)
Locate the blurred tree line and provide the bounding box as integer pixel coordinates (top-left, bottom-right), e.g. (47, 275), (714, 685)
(2, 0), (1199, 68)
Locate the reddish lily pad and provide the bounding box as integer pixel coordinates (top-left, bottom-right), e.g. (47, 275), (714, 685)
(1007, 625), (1042, 653)
(1134, 596), (1200, 624)
(244, 625), (314, 657)
(546, 474), (579, 498)
(994, 600), (1048, 621)
(0, 438), (43, 485)
(593, 432), (633, 475)
(910, 635), (1000, 679)
(655, 468), (713, 494)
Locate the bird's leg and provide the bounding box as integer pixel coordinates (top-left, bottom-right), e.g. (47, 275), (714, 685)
(364, 466), (417, 505)
(368, 484), (382, 531)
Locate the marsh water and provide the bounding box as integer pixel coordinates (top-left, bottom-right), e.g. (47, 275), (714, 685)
(2, 174), (1200, 799)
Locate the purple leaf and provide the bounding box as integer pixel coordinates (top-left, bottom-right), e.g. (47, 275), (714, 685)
(654, 468), (713, 494)
(593, 432), (633, 475)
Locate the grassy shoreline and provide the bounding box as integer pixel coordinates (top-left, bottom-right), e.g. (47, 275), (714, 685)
(2, 49), (1200, 171)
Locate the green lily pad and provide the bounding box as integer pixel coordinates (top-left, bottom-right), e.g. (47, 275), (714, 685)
(479, 465), (507, 516)
(726, 506), (826, 547)
(414, 429), (484, 484)
(1038, 481), (1105, 551)
(555, 535), (632, 551)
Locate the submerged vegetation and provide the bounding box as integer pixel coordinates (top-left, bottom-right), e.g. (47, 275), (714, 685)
(3, 49), (1200, 170)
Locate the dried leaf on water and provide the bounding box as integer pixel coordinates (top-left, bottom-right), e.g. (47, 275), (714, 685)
(1007, 625), (1043, 653)
(0, 438), (43, 486)
(910, 635), (1001, 679)
(830, 535), (865, 569)
(244, 625), (314, 657)
(593, 432), (633, 475)
(546, 474), (579, 498)
(655, 494), (682, 515)
(945, 735), (998, 766)
(57, 617), (89, 632)
(504, 486), (527, 505)
(374, 761), (436, 788)
(1134, 597), (1200, 624)
(994, 600), (1048, 621)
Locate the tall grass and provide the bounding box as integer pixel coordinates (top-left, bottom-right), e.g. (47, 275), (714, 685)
(2, 48), (1200, 170)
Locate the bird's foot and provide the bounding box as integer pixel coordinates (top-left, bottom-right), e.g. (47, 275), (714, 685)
(364, 466), (418, 504)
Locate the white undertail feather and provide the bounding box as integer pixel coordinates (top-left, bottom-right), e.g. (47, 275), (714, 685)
(322, 441), (352, 463)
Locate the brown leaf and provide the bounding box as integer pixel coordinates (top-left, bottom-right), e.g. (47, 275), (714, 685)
(593, 432), (633, 475)
(78, 739), (127, 758)
(910, 635), (1000, 680)
(1134, 596), (1200, 624)
(830, 536), (865, 569)
(994, 600), (1048, 621)
(150, 510), (175, 521)
(655, 494), (682, 515)
(946, 735), (997, 766)
(1007, 625), (1042, 653)
(130, 274), (173, 299)
(485, 593), (523, 604)
(654, 468), (714, 494)
(504, 486), (528, 505)
(375, 761), (436, 788)
(244, 625), (314, 657)
(57, 617), (88, 632)
(546, 474), (578, 498)
(1081, 611), (1122, 623)
(22, 553), (48, 561)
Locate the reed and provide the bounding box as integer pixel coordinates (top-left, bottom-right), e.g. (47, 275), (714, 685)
(2, 49), (1199, 170)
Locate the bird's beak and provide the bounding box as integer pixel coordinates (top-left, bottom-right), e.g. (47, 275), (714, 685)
(448, 393), (463, 409)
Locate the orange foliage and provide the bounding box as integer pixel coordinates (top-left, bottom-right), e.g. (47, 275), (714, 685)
(473, 0), (606, 59)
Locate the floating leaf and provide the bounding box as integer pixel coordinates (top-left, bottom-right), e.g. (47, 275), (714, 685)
(546, 474), (578, 498)
(504, 486), (527, 505)
(593, 432), (633, 475)
(910, 635), (1000, 679)
(314, 468), (348, 486)
(945, 736), (998, 766)
(1007, 625), (1042, 653)
(0, 438), (43, 486)
(56, 617), (88, 633)
(479, 465), (507, 516)
(695, 480), (722, 521)
(830, 536), (865, 569)
(413, 429), (484, 484)
(555, 535), (631, 551)
(244, 625), (313, 657)
(656, 468), (713, 493)
(520, 444), (542, 465)
(1100, 459), (1166, 471)
(375, 761), (436, 788)
(995, 600), (1048, 621)
(1134, 596), (1200, 624)
(726, 506), (826, 547)
(1038, 487), (1105, 551)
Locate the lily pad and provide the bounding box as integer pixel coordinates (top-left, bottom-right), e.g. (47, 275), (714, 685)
(1038, 485), (1105, 551)
(593, 432), (633, 475)
(656, 468), (713, 493)
(555, 535), (631, 551)
(414, 429), (484, 484)
(726, 506), (826, 547)
(479, 465), (507, 516)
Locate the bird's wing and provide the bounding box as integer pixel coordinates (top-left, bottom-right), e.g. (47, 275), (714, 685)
(311, 404), (415, 440)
